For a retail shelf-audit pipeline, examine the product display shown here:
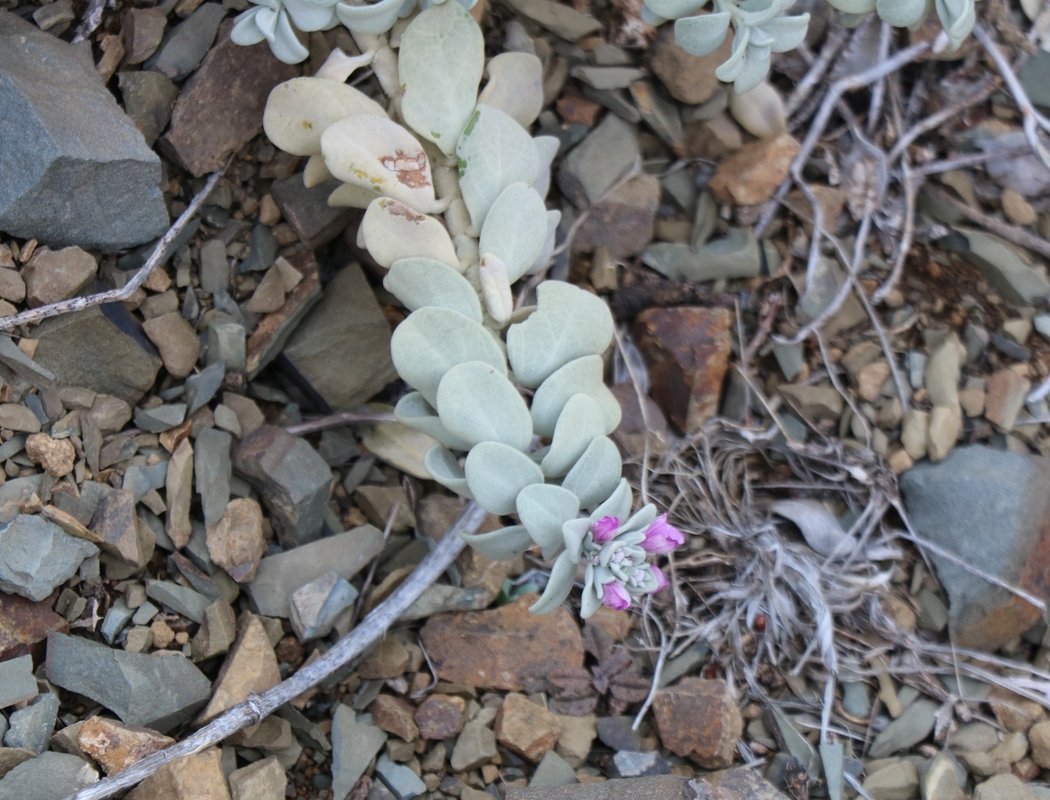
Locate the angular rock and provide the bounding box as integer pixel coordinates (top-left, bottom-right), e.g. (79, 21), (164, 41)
(77, 717), (174, 776)
(0, 593), (66, 661)
(0, 11), (167, 250)
(862, 759), (918, 800)
(232, 425), (332, 546)
(944, 227), (1050, 305)
(244, 252), (321, 377)
(125, 748), (230, 800)
(633, 307), (733, 433)
(0, 515), (98, 602)
(144, 3), (225, 81)
(0, 751), (98, 798)
(901, 446), (1050, 650)
(652, 678), (741, 769)
(31, 305), (162, 405)
(611, 750), (673, 778)
(90, 489), (155, 570)
(246, 525), (383, 617)
(145, 579), (210, 623)
(710, 134), (800, 206)
(973, 773), (1039, 800)
(370, 694), (418, 742)
(4, 693), (59, 753)
(165, 438), (193, 549)
(0, 405), (40, 433)
(985, 368), (1030, 432)
(23, 246), (97, 307)
(496, 693), (561, 762)
(196, 428), (232, 527)
(191, 600), (237, 662)
(198, 613), (280, 722)
(122, 7), (167, 65)
(419, 594), (584, 691)
(163, 21), (298, 176)
(450, 720), (498, 772)
(414, 694), (466, 740)
(506, 770), (789, 799)
(0, 655), (38, 710)
(331, 705), (386, 800)
(375, 753), (427, 798)
(531, 750), (577, 787)
(269, 177), (353, 250)
(142, 312), (200, 379)
(650, 27), (732, 105)
(555, 714), (596, 768)
(282, 265), (396, 412)
(228, 755), (285, 800)
(24, 433), (75, 478)
(573, 174), (660, 258)
(46, 632), (210, 732)
(0, 269), (24, 304)
(558, 113), (639, 208)
(288, 570), (357, 641)
(206, 498), (266, 583)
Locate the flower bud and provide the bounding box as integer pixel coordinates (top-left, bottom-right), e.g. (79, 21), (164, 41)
(640, 514), (684, 553)
(601, 581), (631, 610)
(591, 515), (620, 544)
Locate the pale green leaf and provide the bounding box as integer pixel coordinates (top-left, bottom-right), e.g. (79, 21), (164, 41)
(763, 14), (811, 52)
(516, 483), (581, 556)
(424, 445), (472, 496)
(436, 361), (533, 451)
(531, 355), (621, 437)
(478, 183), (548, 281)
(334, 0), (406, 35)
(935, 0), (975, 48)
(394, 392), (474, 451)
(560, 436), (622, 510)
(304, 154), (333, 187)
(875, 0), (926, 24)
(527, 209), (561, 275)
(457, 104), (540, 229)
(541, 394), (606, 478)
(263, 77), (387, 156)
(327, 182), (382, 209)
(479, 254), (513, 326)
(384, 258), (482, 321)
(591, 478), (633, 522)
(460, 525), (533, 560)
(674, 12), (731, 56)
(320, 114), (439, 213)
(478, 51), (544, 128)
(391, 307), (506, 405)
(361, 420), (436, 479)
(644, 0), (708, 20)
(464, 442), (544, 514)
(561, 517), (592, 563)
(531, 136), (561, 199)
(399, 1), (485, 154)
(729, 81), (786, 139)
(529, 550), (576, 614)
(824, 0), (876, 14)
(506, 281), (615, 388)
(359, 198), (459, 269)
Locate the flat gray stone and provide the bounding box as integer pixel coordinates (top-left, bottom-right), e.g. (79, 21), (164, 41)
(942, 227), (1050, 305)
(282, 265), (397, 412)
(508, 770), (788, 799)
(0, 655), (38, 710)
(558, 113), (638, 209)
(118, 70), (178, 147)
(531, 750), (578, 787)
(0, 11), (167, 250)
(331, 705), (386, 800)
(3, 693), (58, 753)
(145, 579), (210, 623)
(133, 403), (186, 433)
(0, 751), (98, 799)
(144, 3), (225, 81)
(45, 632), (211, 732)
(247, 526), (383, 617)
(375, 753), (426, 798)
(0, 515), (98, 602)
(185, 362), (225, 414)
(195, 428), (232, 526)
(288, 570), (358, 642)
(269, 177), (354, 251)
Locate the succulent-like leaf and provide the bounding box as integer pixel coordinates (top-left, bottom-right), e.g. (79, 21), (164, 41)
(436, 361), (533, 451)
(621, 503), (658, 534)
(391, 307), (506, 405)
(531, 355), (621, 437)
(457, 105), (540, 229)
(384, 258), (482, 321)
(561, 517), (592, 563)
(460, 525), (533, 560)
(361, 419), (437, 478)
(424, 445), (472, 496)
(516, 483), (581, 556)
(399, 1), (485, 154)
(935, 0), (974, 48)
(394, 392), (474, 451)
(529, 550), (576, 614)
(464, 442), (544, 514)
(542, 394), (606, 478)
(763, 14), (811, 52)
(478, 254), (514, 326)
(283, 0), (339, 31)
(320, 115), (439, 212)
(528, 209), (561, 274)
(359, 198), (459, 269)
(506, 281), (615, 388)
(304, 154), (334, 187)
(531, 136), (561, 200)
(334, 0), (405, 34)
(327, 183), (382, 208)
(479, 183), (549, 282)
(592, 478), (633, 522)
(674, 12), (731, 56)
(644, 0), (708, 21)
(561, 436), (622, 510)
(263, 77), (387, 156)
(824, 0), (876, 13)
(728, 81), (786, 138)
(478, 52), (545, 128)
(875, 0), (926, 25)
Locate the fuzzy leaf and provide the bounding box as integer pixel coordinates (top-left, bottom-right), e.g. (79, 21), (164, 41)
(384, 258), (481, 321)
(436, 361), (533, 451)
(531, 136), (561, 199)
(334, 0), (407, 35)
(394, 392), (474, 451)
(327, 183), (381, 208)
(391, 307), (506, 405)
(644, 0), (708, 20)
(935, 0), (975, 48)
(359, 198), (459, 269)
(479, 183), (549, 281)
(263, 77), (387, 156)
(460, 525), (533, 560)
(875, 0), (926, 24)
(506, 281), (615, 388)
(591, 478), (633, 522)
(560, 436), (622, 510)
(531, 355), (621, 437)
(424, 445), (472, 496)
(479, 254), (514, 326)
(674, 12), (731, 56)
(399, 1), (485, 154)
(763, 14), (811, 52)
(561, 517), (591, 563)
(530, 550), (576, 614)
(477, 51), (545, 128)
(528, 209), (561, 274)
(321, 115), (439, 212)
(464, 442), (544, 514)
(542, 394), (606, 478)
(516, 483), (581, 557)
(457, 105), (540, 229)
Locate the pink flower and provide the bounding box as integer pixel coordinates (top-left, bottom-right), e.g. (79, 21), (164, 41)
(641, 514), (684, 554)
(601, 581), (631, 610)
(648, 566), (670, 594)
(591, 516), (620, 544)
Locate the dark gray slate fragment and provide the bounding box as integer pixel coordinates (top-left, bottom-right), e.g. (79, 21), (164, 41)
(507, 770), (789, 799)
(3, 693), (59, 753)
(233, 425), (332, 546)
(118, 70), (178, 146)
(45, 632), (211, 732)
(145, 579), (210, 623)
(270, 177), (353, 250)
(195, 427), (231, 526)
(144, 3), (225, 81)
(0, 751), (98, 799)
(0, 655), (38, 709)
(0, 11), (168, 250)
(0, 515), (98, 602)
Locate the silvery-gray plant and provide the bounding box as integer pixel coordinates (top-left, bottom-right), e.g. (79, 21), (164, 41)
(258, 0), (685, 616)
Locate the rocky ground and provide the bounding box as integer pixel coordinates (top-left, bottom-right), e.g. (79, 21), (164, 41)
(3, 0), (1050, 798)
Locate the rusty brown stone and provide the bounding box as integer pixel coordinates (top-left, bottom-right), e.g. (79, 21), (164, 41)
(197, 613), (280, 723)
(633, 306), (733, 434)
(555, 93), (602, 126)
(709, 133), (801, 206)
(24, 433), (76, 478)
(90, 488), (156, 569)
(495, 693), (561, 762)
(650, 26), (732, 105)
(414, 694), (466, 740)
(77, 717), (175, 775)
(125, 748), (230, 800)
(206, 498), (266, 583)
(370, 694), (419, 742)
(0, 591), (67, 661)
(419, 594), (584, 691)
(573, 174), (660, 259)
(652, 678), (742, 769)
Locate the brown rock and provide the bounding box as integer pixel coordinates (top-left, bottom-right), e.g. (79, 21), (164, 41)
(244, 251), (321, 377)
(358, 638), (412, 680)
(573, 174), (660, 258)
(650, 26), (732, 105)
(191, 600), (237, 662)
(126, 748), (230, 800)
(709, 133), (800, 206)
(198, 613), (281, 722)
(165, 438), (193, 549)
(77, 717), (174, 775)
(88, 394), (134, 434)
(269, 177), (353, 251)
(23, 246), (97, 307)
(0, 267), (25, 303)
(122, 7), (167, 65)
(228, 755), (286, 800)
(1002, 189), (1037, 226)
(90, 488), (156, 569)
(684, 113), (743, 160)
(164, 21), (298, 177)
(1030, 720), (1050, 767)
(419, 594), (584, 691)
(555, 93), (602, 126)
(856, 361), (891, 402)
(505, 771), (787, 800)
(985, 368), (1031, 432)
(495, 693), (561, 762)
(244, 265), (287, 314)
(989, 686), (1046, 733)
(370, 695), (419, 742)
(0, 403), (40, 433)
(206, 498), (266, 583)
(141, 312), (200, 379)
(24, 433), (75, 477)
(0, 591), (67, 660)
(633, 306), (733, 433)
(414, 694), (466, 740)
(652, 678), (742, 768)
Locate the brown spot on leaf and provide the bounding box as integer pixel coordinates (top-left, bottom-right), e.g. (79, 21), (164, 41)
(381, 149), (430, 189)
(385, 199), (425, 223)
